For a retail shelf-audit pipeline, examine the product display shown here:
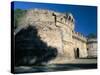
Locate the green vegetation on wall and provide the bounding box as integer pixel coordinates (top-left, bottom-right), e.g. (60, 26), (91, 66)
(14, 9), (27, 29)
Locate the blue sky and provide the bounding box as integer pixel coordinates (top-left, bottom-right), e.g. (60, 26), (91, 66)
(12, 1), (97, 36)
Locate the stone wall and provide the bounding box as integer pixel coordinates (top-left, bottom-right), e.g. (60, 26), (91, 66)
(72, 32), (88, 58)
(17, 9), (75, 59)
(87, 38), (97, 57)
(15, 9), (97, 64)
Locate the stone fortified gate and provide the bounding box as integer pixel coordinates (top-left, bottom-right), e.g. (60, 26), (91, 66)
(16, 9), (89, 63)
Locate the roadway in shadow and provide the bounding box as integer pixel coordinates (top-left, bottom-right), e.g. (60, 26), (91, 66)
(14, 63), (97, 74)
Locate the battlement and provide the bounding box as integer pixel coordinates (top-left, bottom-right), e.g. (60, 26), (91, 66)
(53, 11), (75, 25)
(26, 9), (74, 25)
(72, 31), (87, 42)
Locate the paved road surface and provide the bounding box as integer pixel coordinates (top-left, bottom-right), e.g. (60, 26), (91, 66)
(14, 58), (97, 74)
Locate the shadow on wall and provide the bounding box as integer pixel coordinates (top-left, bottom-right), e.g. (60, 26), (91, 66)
(15, 25), (58, 66)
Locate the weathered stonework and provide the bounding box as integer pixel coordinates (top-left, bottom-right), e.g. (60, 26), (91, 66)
(15, 9), (97, 64)
(72, 32), (88, 58)
(87, 38), (97, 57)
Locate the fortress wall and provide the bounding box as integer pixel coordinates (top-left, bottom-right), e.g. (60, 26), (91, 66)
(18, 9), (76, 59)
(55, 14), (75, 58)
(72, 32), (88, 58)
(18, 9), (66, 57)
(87, 38), (97, 57)
(38, 29), (63, 55)
(15, 9), (97, 64)
(18, 9), (55, 27)
(73, 38), (87, 58)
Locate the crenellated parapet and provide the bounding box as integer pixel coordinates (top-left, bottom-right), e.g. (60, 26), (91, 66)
(20, 9), (74, 29)
(53, 12), (74, 24)
(72, 31), (87, 43)
(53, 12), (75, 30)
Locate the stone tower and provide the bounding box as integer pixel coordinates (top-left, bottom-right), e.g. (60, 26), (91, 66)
(15, 9), (97, 64)
(17, 9), (75, 59)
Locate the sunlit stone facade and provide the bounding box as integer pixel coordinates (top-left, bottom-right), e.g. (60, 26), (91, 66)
(87, 38), (97, 57)
(16, 9), (97, 63)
